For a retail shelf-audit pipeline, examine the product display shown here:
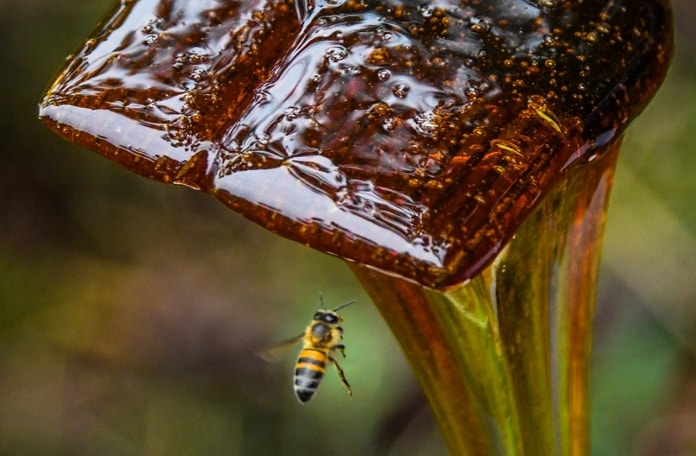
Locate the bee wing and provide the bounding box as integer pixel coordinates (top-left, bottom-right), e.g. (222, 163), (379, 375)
(257, 334), (304, 362)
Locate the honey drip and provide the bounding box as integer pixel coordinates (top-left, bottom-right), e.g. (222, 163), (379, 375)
(40, 0), (672, 289)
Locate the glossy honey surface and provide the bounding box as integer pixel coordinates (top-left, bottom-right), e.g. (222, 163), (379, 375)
(40, 0), (672, 288)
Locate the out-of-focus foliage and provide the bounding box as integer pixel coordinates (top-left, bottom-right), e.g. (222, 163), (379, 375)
(0, 0), (694, 454)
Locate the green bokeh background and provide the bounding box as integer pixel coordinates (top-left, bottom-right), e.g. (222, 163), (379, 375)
(1, 1), (694, 454)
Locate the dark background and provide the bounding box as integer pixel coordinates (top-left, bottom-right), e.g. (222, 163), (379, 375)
(1, 1), (695, 454)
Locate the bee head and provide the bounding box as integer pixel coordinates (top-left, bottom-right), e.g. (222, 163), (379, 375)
(314, 310), (341, 325)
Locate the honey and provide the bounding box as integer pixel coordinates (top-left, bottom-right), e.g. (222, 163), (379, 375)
(39, 0), (673, 289)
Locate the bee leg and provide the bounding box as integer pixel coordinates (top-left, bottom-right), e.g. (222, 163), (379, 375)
(334, 344), (347, 358)
(330, 357), (352, 397)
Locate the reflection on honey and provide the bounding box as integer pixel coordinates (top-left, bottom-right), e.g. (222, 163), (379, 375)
(40, 0), (672, 289)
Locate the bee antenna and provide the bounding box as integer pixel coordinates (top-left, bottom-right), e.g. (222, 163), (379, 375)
(333, 300), (356, 312)
(319, 293), (326, 309)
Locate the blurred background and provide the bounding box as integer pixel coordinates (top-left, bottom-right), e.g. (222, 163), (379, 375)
(1, 1), (694, 454)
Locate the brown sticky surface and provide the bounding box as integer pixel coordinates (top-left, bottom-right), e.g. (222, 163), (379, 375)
(39, 0), (672, 288)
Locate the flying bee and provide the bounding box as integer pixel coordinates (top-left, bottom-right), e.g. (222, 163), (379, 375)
(265, 296), (354, 403)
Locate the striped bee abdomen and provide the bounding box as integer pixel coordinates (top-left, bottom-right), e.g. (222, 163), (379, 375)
(294, 348), (328, 403)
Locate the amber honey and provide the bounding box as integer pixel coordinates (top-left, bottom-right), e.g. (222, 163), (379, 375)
(40, 0), (672, 289)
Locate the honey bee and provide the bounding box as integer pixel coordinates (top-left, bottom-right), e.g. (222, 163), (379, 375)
(267, 296), (355, 403)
